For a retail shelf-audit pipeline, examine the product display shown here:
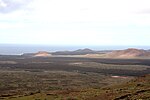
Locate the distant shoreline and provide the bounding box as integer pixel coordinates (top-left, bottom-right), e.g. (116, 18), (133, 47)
(0, 44), (149, 55)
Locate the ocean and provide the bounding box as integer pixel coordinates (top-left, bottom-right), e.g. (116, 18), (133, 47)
(0, 44), (149, 55)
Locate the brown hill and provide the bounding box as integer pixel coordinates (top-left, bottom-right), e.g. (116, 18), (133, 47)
(106, 48), (150, 58)
(34, 51), (51, 57)
(22, 51), (51, 57)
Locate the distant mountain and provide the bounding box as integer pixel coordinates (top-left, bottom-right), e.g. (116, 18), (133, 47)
(22, 48), (98, 57)
(52, 48), (98, 55)
(106, 48), (150, 58)
(22, 51), (51, 57)
(21, 48), (150, 58)
(74, 48), (94, 53)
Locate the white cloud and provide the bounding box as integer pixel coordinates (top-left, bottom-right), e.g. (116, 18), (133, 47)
(0, 0), (32, 13)
(0, 0), (150, 46)
(0, 0), (7, 7)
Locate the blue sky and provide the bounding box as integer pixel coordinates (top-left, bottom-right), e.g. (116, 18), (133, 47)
(0, 0), (150, 46)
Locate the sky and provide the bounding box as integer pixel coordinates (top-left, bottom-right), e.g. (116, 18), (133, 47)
(0, 0), (150, 46)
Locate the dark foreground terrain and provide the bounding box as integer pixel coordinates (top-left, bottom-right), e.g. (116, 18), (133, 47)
(0, 56), (150, 100)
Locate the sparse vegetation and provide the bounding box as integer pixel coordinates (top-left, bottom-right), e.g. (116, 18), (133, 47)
(0, 56), (149, 100)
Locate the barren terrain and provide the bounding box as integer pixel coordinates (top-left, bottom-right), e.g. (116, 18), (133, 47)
(0, 55), (149, 100)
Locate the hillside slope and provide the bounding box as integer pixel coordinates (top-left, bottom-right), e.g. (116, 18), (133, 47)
(106, 48), (150, 58)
